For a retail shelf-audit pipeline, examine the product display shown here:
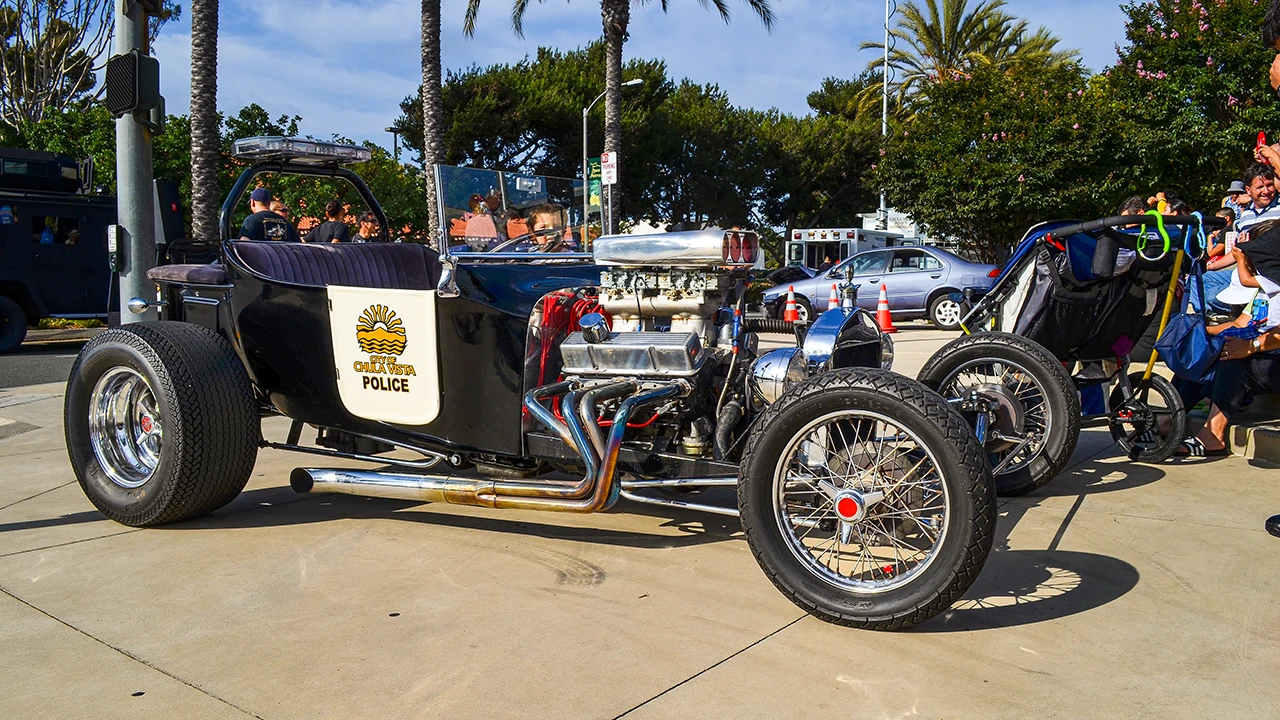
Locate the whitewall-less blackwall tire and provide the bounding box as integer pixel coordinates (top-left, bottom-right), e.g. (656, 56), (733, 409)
(737, 369), (996, 630)
(64, 322), (259, 527)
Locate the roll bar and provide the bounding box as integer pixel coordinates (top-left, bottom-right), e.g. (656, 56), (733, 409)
(218, 161), (391, 243)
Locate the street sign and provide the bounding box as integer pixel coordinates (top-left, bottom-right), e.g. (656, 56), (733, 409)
(600, 151), (618, 186)
(588, 158), (602, 214)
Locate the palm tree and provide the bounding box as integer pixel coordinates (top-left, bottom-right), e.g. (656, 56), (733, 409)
(421, 0), (446, 248)
(465, 0), (775, 233)
(860, 0), (1076, 108)
(189, 0), (219, 244)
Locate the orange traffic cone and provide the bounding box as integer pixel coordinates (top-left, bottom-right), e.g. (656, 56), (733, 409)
(827, 284), (840, 311)
(875, 283), (897, 334)
(784, 286), (799, 322)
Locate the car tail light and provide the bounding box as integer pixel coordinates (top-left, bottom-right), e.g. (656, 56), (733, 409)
(728, 233), (743, 262)
(847, 231), (856, 239)
(988, 267), (1001, 278)
(742, 234), (757, 263)
(793, 231), (801, 240)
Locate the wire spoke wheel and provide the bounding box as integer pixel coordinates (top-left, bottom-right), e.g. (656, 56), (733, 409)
(738, 369), (994, 630)
(89, 367), (163, 488)
(917, 332), (1080, 496)
(774, 410), (949, 594)
(939, 358), (1049, 478)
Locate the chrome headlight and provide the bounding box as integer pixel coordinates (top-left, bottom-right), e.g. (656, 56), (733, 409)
(880, 332), (895, 371)
(749, 347), (808, 406)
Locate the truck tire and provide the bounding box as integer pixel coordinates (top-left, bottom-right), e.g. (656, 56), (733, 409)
(64, 322), (259, 527)
(738, 368), (995, 630)
(0, 295), (27, 354)
(917, 332), (1080, 496)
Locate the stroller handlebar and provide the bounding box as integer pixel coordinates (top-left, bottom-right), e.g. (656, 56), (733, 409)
(1046, 214), (1227, 242)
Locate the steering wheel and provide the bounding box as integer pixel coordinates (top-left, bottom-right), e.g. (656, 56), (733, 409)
(489, 227), (564, 253)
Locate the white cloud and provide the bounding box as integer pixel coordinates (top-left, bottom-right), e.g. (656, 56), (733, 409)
(151, 0), (1128, 148)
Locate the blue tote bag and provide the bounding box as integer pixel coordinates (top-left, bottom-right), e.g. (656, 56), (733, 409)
(1154, 259), (1224, 381)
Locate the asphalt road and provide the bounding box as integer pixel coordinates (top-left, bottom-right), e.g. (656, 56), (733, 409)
(0, 340), (85, 389)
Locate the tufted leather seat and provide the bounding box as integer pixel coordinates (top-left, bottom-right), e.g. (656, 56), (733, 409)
(228, 241), (442, 290)
(148, 263), (228, 284)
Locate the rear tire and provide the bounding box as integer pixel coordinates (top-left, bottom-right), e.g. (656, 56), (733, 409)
(777, 296), (814, 323)
(0, 295), (28, 354)
(738, 369), (995, 630)
(64, 322), (259, 527)
(928, 294), (963, 330)
(918, 332), (1080, 496)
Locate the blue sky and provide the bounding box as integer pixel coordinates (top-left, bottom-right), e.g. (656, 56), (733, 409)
(150, 0), (1129, 149)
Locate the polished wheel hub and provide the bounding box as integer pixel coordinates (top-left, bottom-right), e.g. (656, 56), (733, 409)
(774, 410), (950, 593)
(89, 367), (163, 489)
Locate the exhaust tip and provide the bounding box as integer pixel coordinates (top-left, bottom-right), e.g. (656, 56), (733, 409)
(290, 468), (315, 493)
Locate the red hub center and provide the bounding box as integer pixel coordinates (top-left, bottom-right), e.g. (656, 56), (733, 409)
(140, 416), (153, 433)
(836, 496), (860, 521)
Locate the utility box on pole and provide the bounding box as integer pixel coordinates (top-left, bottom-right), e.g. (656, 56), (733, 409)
(111, 0), (163, 324)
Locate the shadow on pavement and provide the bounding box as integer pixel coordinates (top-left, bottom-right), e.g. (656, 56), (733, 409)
(161, 486), (743, 550)
(912, 444), (1160, 632)
(919, 548), (1139, 632)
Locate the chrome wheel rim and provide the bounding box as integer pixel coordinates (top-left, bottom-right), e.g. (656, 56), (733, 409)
(795, 302), (810, 323)
(772, 410), (951, 594)
(934, 300), (962, 327)
(939, 358), (1049, 476)
(89, 367), (163, 488)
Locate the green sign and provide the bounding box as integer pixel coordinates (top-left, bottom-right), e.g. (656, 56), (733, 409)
(588, 157), (602, 215)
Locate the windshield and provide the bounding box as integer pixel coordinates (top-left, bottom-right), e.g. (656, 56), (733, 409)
(434, 164), (596, 253)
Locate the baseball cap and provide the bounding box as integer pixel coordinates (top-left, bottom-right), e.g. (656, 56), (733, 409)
(1214, 270), (1258, 306)
(250, 187), (272, 203)
(1227, 180), (1247, 194)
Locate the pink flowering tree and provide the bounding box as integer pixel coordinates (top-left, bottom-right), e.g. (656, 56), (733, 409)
(873, 62), (1136, 262)
(1107, 0), (1280, 204)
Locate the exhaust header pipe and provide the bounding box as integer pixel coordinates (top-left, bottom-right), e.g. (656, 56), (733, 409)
(291, 380), (688, 514)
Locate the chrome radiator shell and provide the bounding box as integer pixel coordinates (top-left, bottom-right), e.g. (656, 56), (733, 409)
(560, 331), (706, 377)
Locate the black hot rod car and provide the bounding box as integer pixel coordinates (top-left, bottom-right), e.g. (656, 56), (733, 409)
(63, 138), (1081, 630)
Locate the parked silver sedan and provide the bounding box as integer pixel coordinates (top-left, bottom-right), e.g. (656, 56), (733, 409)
(763, 246), (999, 329)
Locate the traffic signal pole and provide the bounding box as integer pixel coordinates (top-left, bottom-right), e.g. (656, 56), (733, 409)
(115, 0), (156, 324)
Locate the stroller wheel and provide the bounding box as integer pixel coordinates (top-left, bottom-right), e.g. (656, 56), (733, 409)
(918, 332), (1080, 496)
(1108, 373), (1185, 463)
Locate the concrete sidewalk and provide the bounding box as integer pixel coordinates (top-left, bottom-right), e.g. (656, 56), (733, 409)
(1, 334), (1278, 719)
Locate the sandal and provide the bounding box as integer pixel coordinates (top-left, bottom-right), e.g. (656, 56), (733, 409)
(1176, 438), (1231, 458)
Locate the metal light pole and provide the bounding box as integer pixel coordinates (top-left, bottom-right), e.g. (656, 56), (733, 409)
(385, 127), (400, 163)
(116, 0), (157, 324)
(582, 78), (643, 243)
(878, 0), (892, 231)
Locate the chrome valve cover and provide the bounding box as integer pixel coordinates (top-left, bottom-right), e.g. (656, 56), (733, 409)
(560, 331), (706, 378)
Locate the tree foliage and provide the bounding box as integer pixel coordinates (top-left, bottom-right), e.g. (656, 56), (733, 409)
(0, 1), (180, 137)
(876, 62), (1138, 261)
(860, 0), (1078, 109)
(1105, 0), (1280, 207)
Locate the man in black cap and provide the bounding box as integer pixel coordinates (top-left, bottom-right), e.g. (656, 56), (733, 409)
(239, 187), (300, 242)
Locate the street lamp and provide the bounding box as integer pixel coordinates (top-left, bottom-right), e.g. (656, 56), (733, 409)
(583, 78), (644, 241)
(385, 127), (400, 163)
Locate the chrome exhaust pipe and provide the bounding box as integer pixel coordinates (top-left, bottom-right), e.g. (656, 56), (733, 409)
(293, 380), (688, 514)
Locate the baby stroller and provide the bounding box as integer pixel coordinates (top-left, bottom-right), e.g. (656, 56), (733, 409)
(915, 212), (1226, 496)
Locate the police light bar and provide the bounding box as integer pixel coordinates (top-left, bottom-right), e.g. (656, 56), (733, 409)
(231, 136), (372, 165)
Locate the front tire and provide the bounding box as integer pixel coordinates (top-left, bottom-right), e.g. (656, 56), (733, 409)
(738, 369), (995, 630)
(65, 322), (259, 526)
(917, 332), (1080, 496)
(0, 295), (28, 354)
(1109, 372), (1185, 463)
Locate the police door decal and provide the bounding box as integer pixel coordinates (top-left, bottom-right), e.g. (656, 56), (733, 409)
(327, 285), (440, 425)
